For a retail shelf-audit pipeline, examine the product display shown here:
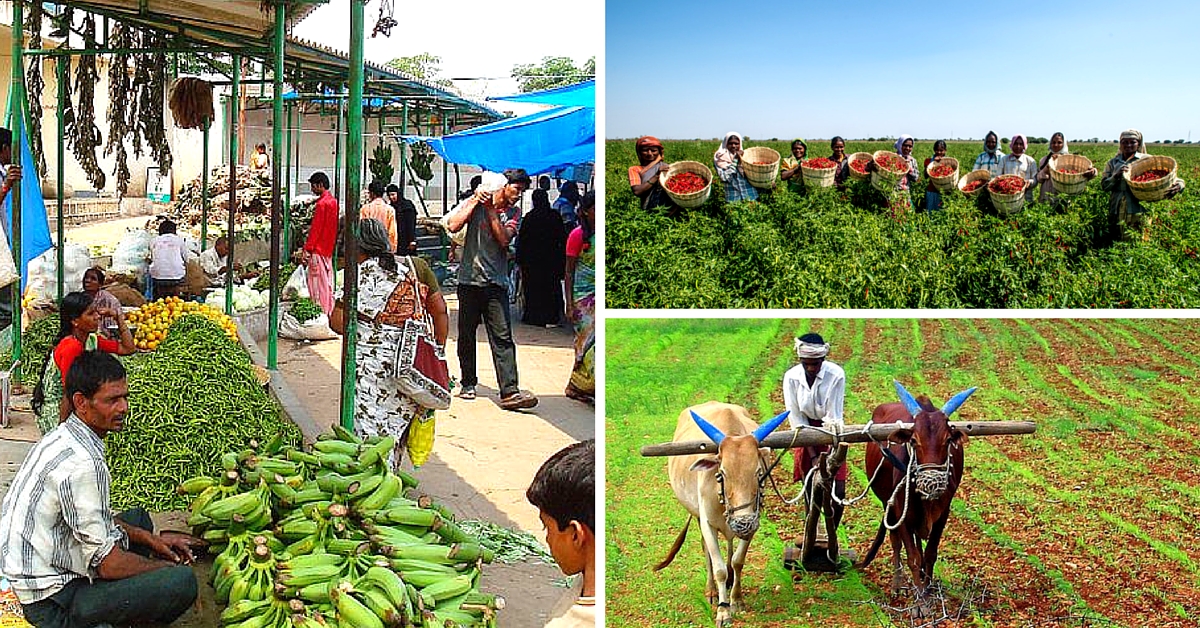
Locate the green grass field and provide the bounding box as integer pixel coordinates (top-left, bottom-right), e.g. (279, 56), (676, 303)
(605, 139), (1200, 308)
(606, 318), (1200, 627)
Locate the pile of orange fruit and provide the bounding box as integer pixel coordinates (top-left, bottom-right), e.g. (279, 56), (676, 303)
(125, 296), (238, 351)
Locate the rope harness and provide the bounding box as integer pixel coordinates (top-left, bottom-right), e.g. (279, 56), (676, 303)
(882, 439), (959, 531)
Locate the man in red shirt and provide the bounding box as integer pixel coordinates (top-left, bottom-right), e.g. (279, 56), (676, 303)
(300, 172), (339, 315)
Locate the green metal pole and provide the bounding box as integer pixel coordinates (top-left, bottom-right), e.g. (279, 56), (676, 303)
(283, 101), (292, 255)
(267, 0), (285, 369)
(339, 0), (365, 431)
(226, 54), (240, 317)
(56, 56), (65, 303)
(10, 0), (24, 378)
(332, 94), (342, 293)
(399, 101), (407, 201)
(201, 121), (209, 251)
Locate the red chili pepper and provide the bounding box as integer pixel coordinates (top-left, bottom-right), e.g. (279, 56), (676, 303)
(930, 163), (955, 178)
(1132, 168), (1170, 183)
(1056, 167), (1080, 174)
(874, 153), (909, 174)
(963, 180), (987, 193)
(988, 175), (1025, 195)
(850, 158), (870, 174)
(803, 157), (837, 170)
(665, 172), (708, 194)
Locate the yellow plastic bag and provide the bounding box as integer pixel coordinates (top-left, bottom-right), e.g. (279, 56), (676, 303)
(406, 413), (436, 468)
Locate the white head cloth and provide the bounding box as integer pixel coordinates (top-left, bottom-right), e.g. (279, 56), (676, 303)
(794, 338), (830, 359)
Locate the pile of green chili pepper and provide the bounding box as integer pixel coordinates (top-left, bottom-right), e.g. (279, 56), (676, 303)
(106, 314), (301, 511)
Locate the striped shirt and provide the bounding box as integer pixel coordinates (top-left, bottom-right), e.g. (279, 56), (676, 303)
(973, 151), (1006, 176)
(0, 416), (128, 604)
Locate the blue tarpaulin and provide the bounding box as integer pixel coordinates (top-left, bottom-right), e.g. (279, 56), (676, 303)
(402, 81), (594, 176)
(487, 80), (594, 109)
(2, 124), (54, 290)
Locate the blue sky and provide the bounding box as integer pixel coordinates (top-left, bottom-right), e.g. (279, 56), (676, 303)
(606, 0), (1200, 141)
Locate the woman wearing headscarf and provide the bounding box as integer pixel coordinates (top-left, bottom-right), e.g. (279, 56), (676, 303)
(830, 136), (852, 187)
(1100, 129), (1185, 238)
(779, 138), (808, 193)
(627, 136), (672, 211)
(1034, 133), (1092, 203)
(782, 333), (848, 524)
(923, 140), (949, 211)
(517, 189), (566, 327)
(713, 132), (758, 203)
(330, 218), (450, 469)
(973, 131), (1006, 176)
(564, 192), (596, 404)
(1000, 134), (1039, 201)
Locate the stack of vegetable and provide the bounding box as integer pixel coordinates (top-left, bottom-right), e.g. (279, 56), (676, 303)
(255, 263), (297, 292)
(180, 425), (504, 628)
(11, 315), (60, 387)
(289, 298), (323, 324)
(106, 314), (299, 512)
(127, 297), (239, 349)
(207, 285), (270, 314)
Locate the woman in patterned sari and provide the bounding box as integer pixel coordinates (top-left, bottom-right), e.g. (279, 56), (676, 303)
(563, 191), (595, 404)
(330, 218), (449, 468)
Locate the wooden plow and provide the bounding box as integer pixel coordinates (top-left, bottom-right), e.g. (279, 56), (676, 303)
(641, 420), (1037, 573)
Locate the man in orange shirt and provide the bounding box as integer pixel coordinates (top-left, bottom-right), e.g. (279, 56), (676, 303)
(360, 181), (397, 252)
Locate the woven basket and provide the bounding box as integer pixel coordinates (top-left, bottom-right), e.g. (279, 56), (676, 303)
(925, 157), (960, 192)
(870, 151), (909, 193)
(847, 152), (872, 181)
(660, 161), (713, 208)
(800, 159), (838, 188)
(988, 175), (1027, 215)
(1124, 155), (1178, 202)
(958, 169), (992, 197)
(1048, 154), (1093, 195)
(741, 146), (780, 189)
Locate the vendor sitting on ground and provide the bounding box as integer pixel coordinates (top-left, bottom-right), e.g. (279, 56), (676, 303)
(1, 351), (202, 628)
(82, 268), (123, 340)
(199, 235), (234, 287)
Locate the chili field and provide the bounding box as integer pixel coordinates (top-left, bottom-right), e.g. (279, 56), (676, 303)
(605, 140), (1200, 308)
(606, 318), (1200, 627)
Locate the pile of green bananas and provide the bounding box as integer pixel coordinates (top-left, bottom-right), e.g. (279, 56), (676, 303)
(180, 426), (504, 628)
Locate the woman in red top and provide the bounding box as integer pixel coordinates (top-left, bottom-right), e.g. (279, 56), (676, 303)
(32, 291), (135, 433)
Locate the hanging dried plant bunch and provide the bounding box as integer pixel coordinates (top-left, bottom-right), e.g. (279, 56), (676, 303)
(24, 0), (47, 177)
(71, 14), (106, 190)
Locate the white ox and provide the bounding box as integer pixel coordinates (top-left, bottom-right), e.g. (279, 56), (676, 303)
(655, 401), (788, 627)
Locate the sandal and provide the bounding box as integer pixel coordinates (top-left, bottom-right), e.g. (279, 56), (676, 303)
(457, 385), (477, 400)
(498, 390), (539, 410)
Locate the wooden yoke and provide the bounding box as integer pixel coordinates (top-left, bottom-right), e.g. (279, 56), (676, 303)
(640, 421), (1037, 457)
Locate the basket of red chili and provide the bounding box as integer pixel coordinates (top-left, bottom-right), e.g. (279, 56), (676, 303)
(870, 150), (910, 193)
(925, 157), (960, 192)
(847, 152), (872, 181)
(1048, 154), (1094, 195)
(800, 157), (839, 188)
(958, 169), (992, 197)
(988, 174), (1028, 214)
(741, 146), (781, 189)
(1124, 155), (1178, 202)
(660, 161), (714, 208)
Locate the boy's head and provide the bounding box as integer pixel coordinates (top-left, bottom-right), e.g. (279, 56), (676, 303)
(527, 439), (594, 576)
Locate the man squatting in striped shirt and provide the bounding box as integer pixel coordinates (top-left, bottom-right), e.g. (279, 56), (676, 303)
(0, 351), (202, 628)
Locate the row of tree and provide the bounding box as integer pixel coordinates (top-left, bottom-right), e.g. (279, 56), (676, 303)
(385, 54), (594, 93)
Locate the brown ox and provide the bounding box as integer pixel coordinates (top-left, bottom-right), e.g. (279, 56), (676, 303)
(655, 402), (788, 627)
(860, 381), (975, 603)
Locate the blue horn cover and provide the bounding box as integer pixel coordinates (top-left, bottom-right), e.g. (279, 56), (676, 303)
(893, 381), (921, 416)
(752, 410), (790, 443)
(690, 410), (726, 445)
(941, 387), (977, 417)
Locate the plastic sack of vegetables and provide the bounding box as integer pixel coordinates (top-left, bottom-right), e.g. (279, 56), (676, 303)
(278, 297), (337, 340)
(406, 412), (436, 467)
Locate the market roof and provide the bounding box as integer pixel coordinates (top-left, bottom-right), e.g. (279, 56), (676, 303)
(44, 2), (502, 123)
